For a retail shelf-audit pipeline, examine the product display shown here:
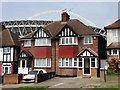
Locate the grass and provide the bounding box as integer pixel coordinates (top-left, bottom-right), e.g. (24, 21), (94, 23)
(13, 86), (49, 90)
(81, 85), (120, 90)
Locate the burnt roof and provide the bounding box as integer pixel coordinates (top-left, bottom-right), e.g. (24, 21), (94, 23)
(0, 29), (20, 46)
(104, 19), (120, 29)
(107, 42), (120, 49)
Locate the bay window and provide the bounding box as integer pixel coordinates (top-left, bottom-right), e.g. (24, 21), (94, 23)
(34, 58), (51, 67)
(59, 58), (78, 67)
(59, 37), (78, 45)
(35, 38), (51, 46)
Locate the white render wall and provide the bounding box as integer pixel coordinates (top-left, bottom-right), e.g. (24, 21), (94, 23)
(10, 47), (14, 61)
(0, 48), (3, 62)
(107, 29), (120, 46)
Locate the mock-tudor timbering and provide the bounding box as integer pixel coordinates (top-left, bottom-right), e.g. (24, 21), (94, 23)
(19, 12), (106, 78)
(104, 19), (120, 65)
(0, 28), (20, 76)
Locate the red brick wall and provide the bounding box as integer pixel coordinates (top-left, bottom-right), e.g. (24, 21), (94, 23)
(78, 37), (98, 54)
(4, 74), (19, 84)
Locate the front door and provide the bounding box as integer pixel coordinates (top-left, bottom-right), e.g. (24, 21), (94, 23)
(84, 58), (90, 75)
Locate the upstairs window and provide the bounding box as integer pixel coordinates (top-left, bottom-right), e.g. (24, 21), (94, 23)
(112, 30), (118, 37)
(24, 40), (31, 47)
(3, 47), (10, 53)
(84, 36), (93, 44)
(35, 38), (51, 46)
(59, 37), (78, 45)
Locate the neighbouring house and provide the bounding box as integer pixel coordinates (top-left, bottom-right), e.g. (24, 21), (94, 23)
(0, 27), (20, 76)
(18, 12), (106, 78)
(104, 19), (120, 67)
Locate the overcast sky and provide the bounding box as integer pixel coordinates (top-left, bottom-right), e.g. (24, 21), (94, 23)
(1, 1), (119, 28)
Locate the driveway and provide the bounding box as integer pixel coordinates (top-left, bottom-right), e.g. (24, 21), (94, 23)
(1, 76), (119, 89)
(35, 77), (102, 88)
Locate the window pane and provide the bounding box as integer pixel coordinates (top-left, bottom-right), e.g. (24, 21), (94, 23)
(69, 37), (72, 44)
(22, 60), (25, 68)
(62, 58), (66, 66)
(47, 58), (51, 66)
(66, 38), (68, 44)
(113, 50), (117, 55)
(79, 58), (82, 67)
(91, 58), (95, 67)
(69, 58), (72, 66)
(74, 58), (77, 66)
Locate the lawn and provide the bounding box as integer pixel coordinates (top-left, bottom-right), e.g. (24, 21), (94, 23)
(81, 85), (120, 90)
(13, 86), (49, 90)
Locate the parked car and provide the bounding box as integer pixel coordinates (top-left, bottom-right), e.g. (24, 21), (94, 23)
(22, 69), (47, 83)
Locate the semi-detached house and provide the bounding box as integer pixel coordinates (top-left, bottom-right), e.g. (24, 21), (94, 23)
(18, 12), (106, 78)
(0, 28), (20, 76)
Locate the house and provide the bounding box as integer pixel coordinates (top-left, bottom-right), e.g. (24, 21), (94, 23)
(104, 19), (120, 64)
(18, 12), (106, 78)
(0, 27), (20, 76)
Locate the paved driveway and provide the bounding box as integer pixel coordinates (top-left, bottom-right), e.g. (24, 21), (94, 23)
(35, 77), (102, 88)
(1, 77), (119, 89)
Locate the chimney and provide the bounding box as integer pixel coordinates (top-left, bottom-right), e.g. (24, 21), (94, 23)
(61, 12), (70, 22)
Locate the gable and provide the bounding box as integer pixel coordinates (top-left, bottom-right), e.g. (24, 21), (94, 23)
(33, 28), (49, 38)
(19, 50), (33, 58)
(19, 52), (27, 57)
(57, 25), (78, 37)
(77, 48), (98, 57)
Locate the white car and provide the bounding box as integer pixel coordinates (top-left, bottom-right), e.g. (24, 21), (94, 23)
(22, 69), (47, 83)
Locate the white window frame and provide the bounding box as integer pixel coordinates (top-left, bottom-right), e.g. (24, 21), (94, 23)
(3, 47), (10, 53)
(112, 30), (118, 37)
(59, 58), (78, 68)
(78, 58), (83, 68)
(35, 38), (51, 46)
(34, 58), (51, 67)
(24, 40), (31, 47)
(2, 63), (11, 75)
(59, 37), (78, 45)
(111, 49), (118, 55)
(84, 36), (93, 44)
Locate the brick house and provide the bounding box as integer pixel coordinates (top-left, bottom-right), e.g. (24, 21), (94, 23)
(104, 19), (120, 65)
(18, 12), (106, 78)
(0, 28), (20, 76)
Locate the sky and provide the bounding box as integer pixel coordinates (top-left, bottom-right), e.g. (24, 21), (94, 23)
(1, 1), (119, 28)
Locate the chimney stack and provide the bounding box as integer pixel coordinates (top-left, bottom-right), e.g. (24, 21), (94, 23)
(61, 12), (70, 22)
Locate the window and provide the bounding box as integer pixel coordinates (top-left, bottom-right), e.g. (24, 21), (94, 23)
(59, 58), (78, 67)
(91, 58), (95, 67)
(113, 49), (118, 55)
(112, 30), (118, 37)
(3, 54), (10, 61)
(84, 36), (93, 44)
(3, 47), (10, 53)
(2, 64), (11, 75)
(59, 37), (78, 45)
(24, 40), (31, 47)
(22, 60), (25, 68)
(35, 38), (51, 46)
(78, 58), (82, 68)
(34, 58), (51, 67)
(20, 60), (26, 68)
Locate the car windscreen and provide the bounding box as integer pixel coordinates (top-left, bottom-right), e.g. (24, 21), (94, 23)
(29, 71), (38, 74)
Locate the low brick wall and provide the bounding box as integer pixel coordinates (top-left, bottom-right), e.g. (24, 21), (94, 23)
(3, 74), (22, 84)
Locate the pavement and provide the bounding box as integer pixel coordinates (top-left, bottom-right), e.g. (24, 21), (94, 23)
(1, 76), (119, 89)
